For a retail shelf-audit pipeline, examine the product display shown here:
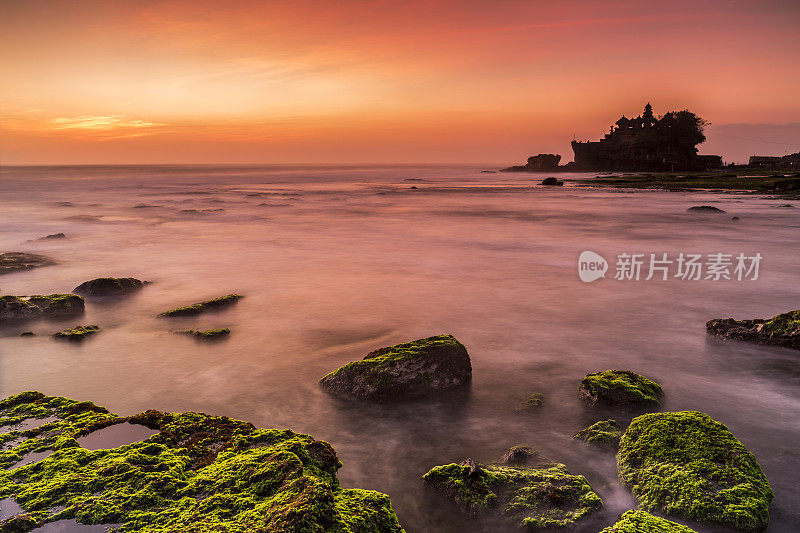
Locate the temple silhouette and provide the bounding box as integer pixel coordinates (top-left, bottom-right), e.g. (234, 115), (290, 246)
(570, 103), (722, 171)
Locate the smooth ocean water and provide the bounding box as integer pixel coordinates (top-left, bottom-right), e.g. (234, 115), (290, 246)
(1, 165), (799, 532)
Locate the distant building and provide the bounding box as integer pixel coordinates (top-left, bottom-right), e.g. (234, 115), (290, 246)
(571, 103), (721, 171)
(748, 155), (783, 168)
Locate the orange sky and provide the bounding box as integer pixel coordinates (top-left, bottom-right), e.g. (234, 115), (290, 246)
(2, 0), (799, 164)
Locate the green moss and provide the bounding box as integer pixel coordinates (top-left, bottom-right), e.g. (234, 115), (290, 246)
(0, 392), (404, 532)
(617, 411), (773, 531)
(573, 420), (621, 448)
(159, 295), (241, 317)
(422, 461), (601, 529)
(73, 277), (144, 297)
(579, 370), (663, 407)
(577, 170), (800, 193)
(52, 325), (100, 340)
(514, 393), (544, 412)
(178, 328), (231, 339)
(599, 510), (699, 533)
(761, 310), (800, 336)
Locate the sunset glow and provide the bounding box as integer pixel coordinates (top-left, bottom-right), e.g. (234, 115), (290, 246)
(2, 0), (799, 164)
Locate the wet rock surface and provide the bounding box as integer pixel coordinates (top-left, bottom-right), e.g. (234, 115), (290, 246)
(0, 392), (404, 532)
(319, 334), (472, 401)
(618, 411), (773, 531)
(51, 325), (100, 341)
(0, 295), (84, 323)
(706, 310), (800, 350)
(687, 205), (726, 213)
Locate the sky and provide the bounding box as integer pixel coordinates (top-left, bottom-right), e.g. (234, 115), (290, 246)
(1, 0), (800, 165)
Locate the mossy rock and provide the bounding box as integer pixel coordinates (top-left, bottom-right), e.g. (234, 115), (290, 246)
(599, 510), (699, 533)
(319, 335), (471, 401)
(617, 411), (773, 531)
(707, 310), (800, 350)
(28, 294), (85, 315)
(0, 252), (56, 275)
(51, 324), (100, 340)
(178, 328), (230, 339)
(1, 294), (84, 323)
(159, 294), (241, 317)
(0, 392), (404, 532)
(578, 370), (663, 408)
(73, 277), (144, 297)
(573, 419), (621, 448)
(514, 393), (544, 412)
(422, 457), (601, 529)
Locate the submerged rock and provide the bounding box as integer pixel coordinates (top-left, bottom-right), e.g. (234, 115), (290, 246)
(319, 334), (472, 401)
(0, 294), (84, 323)
(578, 370), (663, 408)
(0, 252), (56, 275)
(52, 324), (100, 340)
(422, 455), (601, 528)
(177, 328), (230, 339)
(514, 392), (544, 412)
(0, 392), (404, 532)
(159, 294), (241, 317)
(687, 205), (726, 213)
(540, 177), (564, 186)
(618, 411), (773, 531)
(599, 510), (699, 533)
(706, 310), (800, 350)
(73, 277), (144, 297)
(38, 233), (67, 240)
(498, 445), (539, 465)
(572, 419), (622, 448)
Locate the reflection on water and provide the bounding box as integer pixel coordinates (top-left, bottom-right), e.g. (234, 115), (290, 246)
(1, 165), (799, 532)
(76, 423), (158, 450)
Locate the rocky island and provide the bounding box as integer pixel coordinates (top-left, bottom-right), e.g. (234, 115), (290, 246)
(707, 310), (800, 350)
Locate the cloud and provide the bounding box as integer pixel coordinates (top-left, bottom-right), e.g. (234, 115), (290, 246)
(50, 115), (165, 131)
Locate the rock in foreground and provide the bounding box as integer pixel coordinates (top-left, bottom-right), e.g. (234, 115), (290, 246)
(159, 294), (241, 317)
(177, 327), (230, 339)
(706, 310), (800, 350)
(599, 510), (699, 533)
(578, 370), (663, 408)
(319, 335), (471, 401)
(422, 456), (601, 529)
(618, 411), (773, 531)
(73, 277), (144, 297)
(0, 252), (56, 275)
(687, 205), (726, 213)
(0, 392), (404, 532)
(572, 419), (622, 448)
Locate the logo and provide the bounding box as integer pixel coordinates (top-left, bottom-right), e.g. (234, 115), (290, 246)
(578, 251), (608, 282)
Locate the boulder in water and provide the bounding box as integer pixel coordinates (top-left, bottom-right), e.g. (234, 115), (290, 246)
(578, 370), (663, 408)
(618, 411), (773, 531)
(319, 335), (471, 401)
(73, 277), (145, 297)
(0, 252), (56, 275)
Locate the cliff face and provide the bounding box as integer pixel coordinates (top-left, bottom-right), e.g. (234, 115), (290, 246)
(500, 153), (561, 172)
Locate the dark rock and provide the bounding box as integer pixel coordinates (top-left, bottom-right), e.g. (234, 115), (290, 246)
(20, 331), (35, 337)
(501, 154), (562, 172)
(687, 205), (726, 213)
(499, 445), (538, 465)
(578, 370), (663, 408)
(706, 310), (800, 350)
(0, 252), (56, 275)
(0, 296), (41, 322)
(460, 458), (481, 477)
(618, 411), (772, 531)
(319, 334), (471, 401)
(177, 328), (230, 340)
(771, 204), (794, 208)
(409, 186), (418, 189)
(37, 233), (66, 240)
(540, 177), (564, 186)
(73, 277), (145, 297)
(732, 216), (740, 221)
